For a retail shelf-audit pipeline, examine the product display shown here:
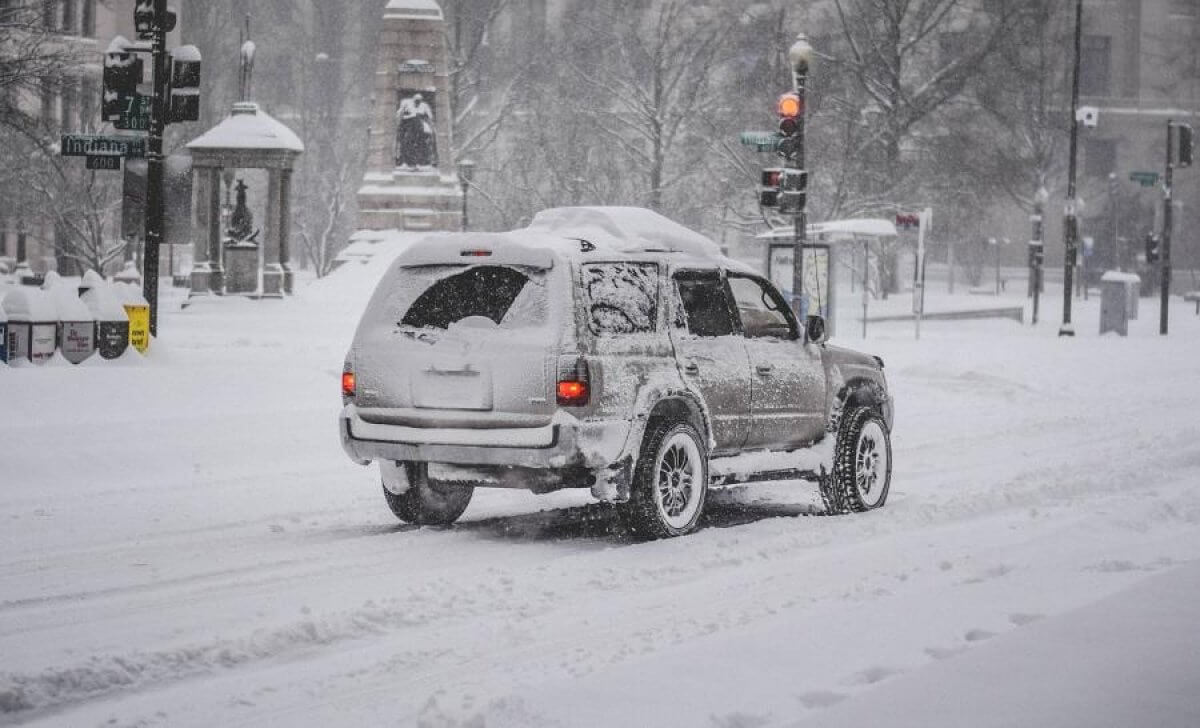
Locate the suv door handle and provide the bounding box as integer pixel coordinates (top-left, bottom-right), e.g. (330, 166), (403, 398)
(756, 363), (774, 376)
(683, 361), (700, 376)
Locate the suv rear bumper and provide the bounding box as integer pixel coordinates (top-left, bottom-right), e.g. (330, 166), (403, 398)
(339, 404), (629, 472)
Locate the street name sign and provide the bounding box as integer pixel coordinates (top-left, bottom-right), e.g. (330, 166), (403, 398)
(86, 153), (122, 170)
(117, 95), (151, 131)
(740, 131), (783, 152)
(1129, 171), (1159, 187)
(61, 134), (147, 159)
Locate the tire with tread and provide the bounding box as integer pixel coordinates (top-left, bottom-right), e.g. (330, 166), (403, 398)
(820, 406), (892, 514)
(383, 462), (474, 525)
(619, 419), (708, 539)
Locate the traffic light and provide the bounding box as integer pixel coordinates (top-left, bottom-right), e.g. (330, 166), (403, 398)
(778, 168), (807, 215)
(776, 92), (803, 163)
(1027, 243), (1044, 268)
(168, 45), (202, 123)
(759, 167), (782, 208)
(1178, 123), (1193, 168)
(135, 1), (176, 41)
(102, 45), (142, 122)
(1145, 233), (1160, 264)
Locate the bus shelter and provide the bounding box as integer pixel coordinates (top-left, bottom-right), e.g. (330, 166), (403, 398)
(756, 218), (897, 338)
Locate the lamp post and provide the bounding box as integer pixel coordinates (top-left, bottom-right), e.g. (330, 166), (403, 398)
(1030, 185), (1048, 324)
(787, 34), (813, 323)
(457, 159), (475, 232)
(1060, 0), (1084, 336)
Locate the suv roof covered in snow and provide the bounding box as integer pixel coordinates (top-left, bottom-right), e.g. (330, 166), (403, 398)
(392, 206), (738, 270)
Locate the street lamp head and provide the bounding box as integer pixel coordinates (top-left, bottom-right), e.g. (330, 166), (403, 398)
(788, 34), (813, 74)
(457, 159), (476, 185)
(1035, 185), (1050, 205)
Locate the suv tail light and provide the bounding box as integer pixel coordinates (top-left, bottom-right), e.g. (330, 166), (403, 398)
(342, 371), (356, 398)
(557, 357), (590, 406)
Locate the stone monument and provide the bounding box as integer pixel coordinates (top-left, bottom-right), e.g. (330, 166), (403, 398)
(357, 0), (462, 232)
(186, 34), (303, 299)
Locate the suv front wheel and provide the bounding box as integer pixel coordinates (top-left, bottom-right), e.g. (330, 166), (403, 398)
(620, 419), (709, 539)
(821, 406), (892, 514)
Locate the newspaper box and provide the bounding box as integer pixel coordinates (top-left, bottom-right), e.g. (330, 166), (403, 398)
(2, 288), (57, 364)
(81, 282), (130, 359)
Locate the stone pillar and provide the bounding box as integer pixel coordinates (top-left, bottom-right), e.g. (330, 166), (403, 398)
(188, 167), (221, 296)
(261, 168), (283, 297)
(279, 167), (293, 294)
(208, 168), (224, 294)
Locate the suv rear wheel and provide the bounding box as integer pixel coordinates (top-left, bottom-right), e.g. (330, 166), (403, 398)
(382, 462), (474, 525)
(821, 407), (892, 514)
(620, 419), (708, 539)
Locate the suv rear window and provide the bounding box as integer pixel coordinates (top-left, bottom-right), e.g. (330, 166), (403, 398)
(402, 266), (536, 329)
(362, 264), (548, 335)
(581, 263), (658, 335)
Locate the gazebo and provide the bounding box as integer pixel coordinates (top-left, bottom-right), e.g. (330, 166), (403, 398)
(186, 100), (304, 298)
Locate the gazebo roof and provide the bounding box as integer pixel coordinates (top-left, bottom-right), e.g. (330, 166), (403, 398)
(384, 0), (443, 20)
(187, 102), (304, 154)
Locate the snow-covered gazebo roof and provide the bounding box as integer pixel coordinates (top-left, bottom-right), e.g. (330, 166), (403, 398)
(186, 102), (303, 169)
(384, 0), (443, 21)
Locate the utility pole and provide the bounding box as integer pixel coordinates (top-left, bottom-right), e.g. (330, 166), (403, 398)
(1060, 0), (1083, 337)
(1161, 120), (1194, 334)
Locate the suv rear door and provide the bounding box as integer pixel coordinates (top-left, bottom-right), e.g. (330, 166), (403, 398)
(726, 272), (826, 448)
(668, 269), (752, 455)
(352, 261), (564, 427)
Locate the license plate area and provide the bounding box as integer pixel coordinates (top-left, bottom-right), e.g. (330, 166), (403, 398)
(411, 362), (494, 410)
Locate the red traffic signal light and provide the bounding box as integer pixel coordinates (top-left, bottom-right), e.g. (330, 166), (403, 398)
(777, 92), (803, 119)
(761, 168), (782, 187)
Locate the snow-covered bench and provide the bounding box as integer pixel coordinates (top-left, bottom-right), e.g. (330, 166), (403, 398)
(1184, 291), (1200, 314)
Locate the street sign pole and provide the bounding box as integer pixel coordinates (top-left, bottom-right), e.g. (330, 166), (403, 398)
(1060, 0), (1083, 337)
(142, 0), (168, 337)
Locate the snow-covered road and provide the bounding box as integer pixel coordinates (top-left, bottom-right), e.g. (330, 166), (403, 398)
(3, 263), (1200, 727)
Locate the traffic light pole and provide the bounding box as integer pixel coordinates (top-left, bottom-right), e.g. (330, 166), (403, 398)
(1161, 120), (1174, 336)
(1060, 0), (1083, 337)
(141, 0), (168, 337)
(788, 37), (812, 326)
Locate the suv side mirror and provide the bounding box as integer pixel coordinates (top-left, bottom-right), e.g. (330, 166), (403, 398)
(805, 315), (828, 344)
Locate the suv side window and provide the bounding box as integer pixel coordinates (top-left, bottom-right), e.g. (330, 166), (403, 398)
(674, 272), (736, 337)
(581, 262), (658, 335)
(727, 274), (798, 340)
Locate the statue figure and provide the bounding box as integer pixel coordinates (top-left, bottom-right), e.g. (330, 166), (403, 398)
(227, 179), (259, 243)
(394, 92), (437, 169)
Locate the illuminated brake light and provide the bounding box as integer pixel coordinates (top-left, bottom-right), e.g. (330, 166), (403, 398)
(557, 380), (589, 406)
(460, 249), (492, 257)
(342, 371), (356, 397)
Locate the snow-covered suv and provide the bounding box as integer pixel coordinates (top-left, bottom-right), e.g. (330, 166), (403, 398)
(340, 207), (893, 538)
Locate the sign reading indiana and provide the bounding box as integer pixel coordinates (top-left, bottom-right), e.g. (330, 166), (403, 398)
(397, 59), (436, 74)
(60, 134), (147, 159)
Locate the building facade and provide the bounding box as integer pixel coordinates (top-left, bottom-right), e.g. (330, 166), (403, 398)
(1077, 0), (1200, 275)
(0, 0), (180, 275)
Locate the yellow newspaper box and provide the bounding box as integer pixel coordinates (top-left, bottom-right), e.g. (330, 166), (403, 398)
(115, 282), (151, 353)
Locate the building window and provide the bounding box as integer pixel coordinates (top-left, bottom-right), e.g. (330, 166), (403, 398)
(1080, 34), (1111, 97)
(81, 0), (94, 36)
(61, 0), (75, 33)
(42, 0), (59, 30)
(1169, 0), (1197, 19)
(1084, 138), (1117, 177)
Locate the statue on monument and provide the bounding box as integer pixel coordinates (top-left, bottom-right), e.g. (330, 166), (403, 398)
(227, 179), (259, 244)
(394, 91), (438, 169)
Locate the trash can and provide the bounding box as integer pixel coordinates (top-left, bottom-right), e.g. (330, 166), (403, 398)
(1100, 271), (1140, 337)
(3, 288), (58, 364)
(114, 282), (151, 353)
(81, 281), (130, 360)
(43, 273), (96, 364)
